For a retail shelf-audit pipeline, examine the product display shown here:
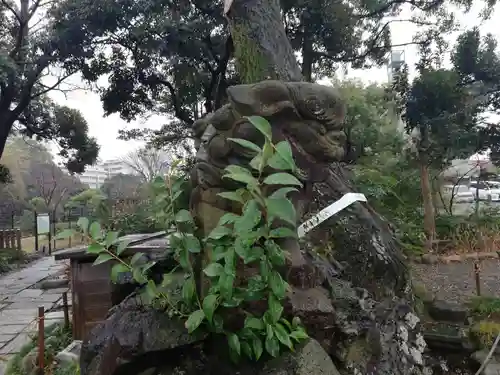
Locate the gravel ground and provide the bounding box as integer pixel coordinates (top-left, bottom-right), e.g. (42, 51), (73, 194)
(412, 259), (500, 305)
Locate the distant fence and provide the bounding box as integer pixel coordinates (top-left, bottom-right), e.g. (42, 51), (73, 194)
(0, 199), (151, 253)
(0, 228), (21, 252)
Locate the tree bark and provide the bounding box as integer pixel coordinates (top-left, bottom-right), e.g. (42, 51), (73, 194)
(226, 0), (411, 298)
(225, 0), (303, 83)
(419, 155), (436, 252)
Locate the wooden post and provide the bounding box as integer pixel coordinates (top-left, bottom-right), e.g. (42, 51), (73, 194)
(474, 262), (481, 296)
(16, 229), (21, 252)
(34, 211), (39, 252)
(37, 306), (45, 375)
(63, 292), (70, 329)
(0, 230), (4, 249)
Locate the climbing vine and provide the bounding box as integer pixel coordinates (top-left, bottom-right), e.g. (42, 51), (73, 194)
(57, 116), (308, 362)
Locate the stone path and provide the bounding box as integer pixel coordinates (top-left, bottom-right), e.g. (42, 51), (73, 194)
(0, 256), (68, 374)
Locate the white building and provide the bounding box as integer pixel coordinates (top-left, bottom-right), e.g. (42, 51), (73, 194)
(78, 159), (133, 189)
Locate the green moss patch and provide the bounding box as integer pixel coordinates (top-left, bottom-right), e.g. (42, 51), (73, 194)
(470, 321), (500, 348)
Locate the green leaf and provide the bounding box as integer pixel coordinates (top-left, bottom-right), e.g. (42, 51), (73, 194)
(55, 229), (74, 240)
(269, 227), (297, 239)
(208, 226), (232, 240)
(268, 294), (283, 323)
(260, 141), (274, 171)
(224, 248), (236, 276)
(225, 165), (253, 176)
(218, 213), (240, 226)
(227, 333), (241, 356)
(89, 222), (102, 239)
(269, 187), (298, 199)
(265, 334), (280, 357)
(110, 263), (129, 283)
(269, 271), (287, 299)
(217, 191), (245, 204)
(202, 294), (218, 322)
(228, 138), (262, 153)
(245, 317), (264, 331)
(246, 116), (272, 140)
(203, 263), (224, 277)
(266, 240), (286, 266)
(130, 252), (144, 266)
(265, 198), (296, 226)
(76, 217), (89, 233)
(252, 336), (264, 360)
(93, 253), (113, 265)
(290, 328), (309, 342)
(235, 200), (262, 232)
(182, 277), (195, 302)
(268, 141), (297, 171)
(133, 268), (147, 284)
(241, 341), (253, 359)
(183, 235), (201, 253)
(263, 173), (302, 187)
(249, 154), (262, 171)
(260, 259), (270, 280)
(175, 209), (193, 223)
(146, 280), (158, 298)
(219, 273), (235, 299)
(87, 242), (105, 254)
(223, 172), (259, 186)
(161, 273), (173, 288)
(185, 310), (205, 333)
(105, 231), (119, 248)
(273, 323), (293, 349)
(116, 239), (131, 255)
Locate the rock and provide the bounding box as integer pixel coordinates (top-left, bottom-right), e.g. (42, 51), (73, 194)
(36, 278), (69, 289)
(421, 254), (439, 264)
(56, 340), (82, 364)
(471, 350), (500, 375)
(80, 301), (207, 375)
(428, 300), (468, 323)
(21, 348), (38, 375)
(121, 339), (340, 375)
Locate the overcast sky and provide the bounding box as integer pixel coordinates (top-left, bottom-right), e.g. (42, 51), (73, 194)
(47, 3), (500, 161)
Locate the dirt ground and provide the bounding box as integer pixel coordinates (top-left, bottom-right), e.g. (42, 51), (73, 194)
(412, 259), (500, 305)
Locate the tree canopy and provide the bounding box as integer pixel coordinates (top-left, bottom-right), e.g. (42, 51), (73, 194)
(0, 0), (99, 172)
(47, 0), (488, 151)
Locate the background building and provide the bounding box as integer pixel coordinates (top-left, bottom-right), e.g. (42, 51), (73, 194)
(77, 159), (133, 189)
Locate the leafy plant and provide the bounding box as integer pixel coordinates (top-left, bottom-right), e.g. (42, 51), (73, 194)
(56, 116), (308, 362)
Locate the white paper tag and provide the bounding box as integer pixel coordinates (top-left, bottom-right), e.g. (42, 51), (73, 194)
(297, 193), (367, 238)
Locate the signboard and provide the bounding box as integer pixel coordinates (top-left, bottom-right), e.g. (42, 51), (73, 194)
(297, 193), (367, 238)
(37, 213), (50, 235)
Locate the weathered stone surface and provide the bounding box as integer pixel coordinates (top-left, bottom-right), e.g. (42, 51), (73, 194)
(0, 333), (31, 355)
(80, 302), (207, 375)
(428, 300), (468, 323)
(420, 254), (439, 265)
(122, 339), (339, 375)
(57, 340), (82, 364)
(471, 350), (500, 375)
(259, 339), (340, 375)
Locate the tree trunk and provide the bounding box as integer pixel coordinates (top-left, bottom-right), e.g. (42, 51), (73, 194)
(225, 0), (303, 83)
(226, 0), (411, 299)
(419, 156), (436, 252)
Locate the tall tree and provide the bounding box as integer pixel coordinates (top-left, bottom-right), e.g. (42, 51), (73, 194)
(0, 0), (99, 171)
(50, 0), (476, 151)
(122, 147), (172, 183)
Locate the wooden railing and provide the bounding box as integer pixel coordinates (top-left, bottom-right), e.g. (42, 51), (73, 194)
(0, 228), (21, 251)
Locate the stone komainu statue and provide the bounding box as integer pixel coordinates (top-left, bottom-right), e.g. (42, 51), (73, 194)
(79, 81), (426, 375)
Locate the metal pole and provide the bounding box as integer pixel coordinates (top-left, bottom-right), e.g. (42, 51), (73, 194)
(37, 306), (45, 375)
(475, 262), (481, 296)
(34, 210), (38, 253)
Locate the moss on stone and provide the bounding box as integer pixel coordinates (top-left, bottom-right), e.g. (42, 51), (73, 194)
(470, 320), (500, 348)
(344, 339), (371, 369)
(231, 24), (269, 84)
